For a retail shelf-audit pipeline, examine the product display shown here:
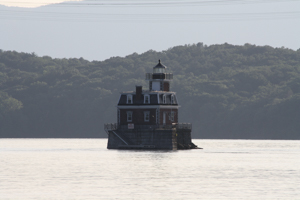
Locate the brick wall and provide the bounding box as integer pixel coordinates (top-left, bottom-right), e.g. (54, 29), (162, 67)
(163, 82), (170, 91)
(120, 109), (157, 125)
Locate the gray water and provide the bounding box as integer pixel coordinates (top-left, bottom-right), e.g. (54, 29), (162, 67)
(0, 139), (299, 199)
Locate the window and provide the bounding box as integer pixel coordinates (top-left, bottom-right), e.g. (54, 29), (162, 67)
(127, 111), (132, 122)
(163, 94), (166, 104)
(144, 111), (150, 122)
(127, 95), (133, 104)
(169, 111), (175, 121)
(171, 95), (175, 104)
(153, 68), (165, 74)
(144, 95), (150, 104)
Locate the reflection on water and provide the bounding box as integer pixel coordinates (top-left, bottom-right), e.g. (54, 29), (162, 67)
(0, 139), (299, 199)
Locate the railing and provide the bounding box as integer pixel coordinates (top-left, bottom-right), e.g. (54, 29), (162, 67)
(166, 73), (173, 80)
(104, 123), (192, 131)
(119, 124), (174, 130)
(145, 73), (152, 80)
(104, 123), (118, 132)
(145, 73), (173, 80)
(176, 123), (192, 130)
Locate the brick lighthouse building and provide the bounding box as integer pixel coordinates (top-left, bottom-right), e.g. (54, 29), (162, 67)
(105, 60), (198, 150)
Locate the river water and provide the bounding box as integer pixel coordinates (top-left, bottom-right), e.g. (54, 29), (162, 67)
(0, 139), (299, 199)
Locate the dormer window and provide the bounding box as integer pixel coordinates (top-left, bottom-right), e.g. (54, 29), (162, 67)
(163, 94), (166, 104)
(127, 95), (133, 104)
(144, 95), (150, 104)
(171, 95), (175, 104)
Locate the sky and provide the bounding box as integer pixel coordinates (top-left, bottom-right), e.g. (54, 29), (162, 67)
(0, 0), (80, 8)
(0, 0), (300, 61)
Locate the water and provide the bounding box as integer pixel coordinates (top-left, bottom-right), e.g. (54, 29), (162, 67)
(0, 139), (299, 200)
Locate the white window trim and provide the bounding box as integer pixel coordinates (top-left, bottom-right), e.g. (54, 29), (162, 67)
(144, 111), (150, 122)
(127, 95), (133, 104)
(144, 94), (150, 104)
(118, 109), (120, 125)
(127, 111), (133, 122)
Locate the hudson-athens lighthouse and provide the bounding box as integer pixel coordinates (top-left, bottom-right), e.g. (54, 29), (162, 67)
(105, 60), (198, 150)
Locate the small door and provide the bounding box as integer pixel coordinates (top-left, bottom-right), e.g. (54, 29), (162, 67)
(163, 112), (166, 125)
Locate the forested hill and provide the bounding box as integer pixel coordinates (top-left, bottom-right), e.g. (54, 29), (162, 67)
(1, 43), (300, 139)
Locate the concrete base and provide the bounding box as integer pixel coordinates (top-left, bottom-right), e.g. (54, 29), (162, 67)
(107, 128), (197, 150)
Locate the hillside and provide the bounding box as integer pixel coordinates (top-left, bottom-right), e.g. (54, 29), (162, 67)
(1, 43), (300, 139)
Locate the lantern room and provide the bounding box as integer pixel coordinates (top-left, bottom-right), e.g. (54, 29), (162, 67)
(146, 60), (173, 92)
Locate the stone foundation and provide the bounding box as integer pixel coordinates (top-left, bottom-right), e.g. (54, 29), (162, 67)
(107, 128), (197, 150)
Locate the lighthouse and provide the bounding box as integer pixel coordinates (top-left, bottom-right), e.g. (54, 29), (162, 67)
(105, 60), (198, 150)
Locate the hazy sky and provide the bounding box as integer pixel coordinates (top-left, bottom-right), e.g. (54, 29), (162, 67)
(0, 0), (80, 8)
(1, 0), (300, 61)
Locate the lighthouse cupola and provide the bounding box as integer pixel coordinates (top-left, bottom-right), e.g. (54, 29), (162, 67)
(153, 59), (166, 74)
(146, 60), (173, 91)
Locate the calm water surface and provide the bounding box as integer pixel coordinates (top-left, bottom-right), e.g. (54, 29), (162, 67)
(0, 139), (299, 199)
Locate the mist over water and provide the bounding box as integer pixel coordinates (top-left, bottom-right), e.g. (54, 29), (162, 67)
(1, 139), (299, 199)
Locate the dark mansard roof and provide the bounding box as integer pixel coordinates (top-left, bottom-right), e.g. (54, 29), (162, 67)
(118, 93), (178, 105)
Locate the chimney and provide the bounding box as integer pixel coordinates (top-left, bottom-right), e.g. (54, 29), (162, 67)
(136, 86), (142, 101)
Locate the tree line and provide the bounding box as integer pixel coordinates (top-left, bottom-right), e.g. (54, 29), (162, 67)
(1, 43), (300, 139)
